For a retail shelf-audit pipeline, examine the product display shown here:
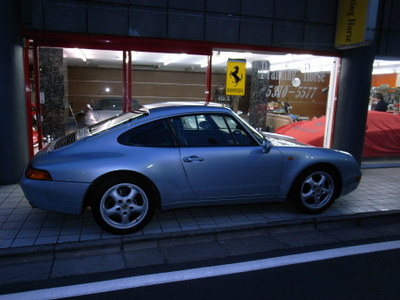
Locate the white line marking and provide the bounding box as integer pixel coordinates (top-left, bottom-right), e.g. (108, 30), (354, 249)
(2, 240), (400, 300)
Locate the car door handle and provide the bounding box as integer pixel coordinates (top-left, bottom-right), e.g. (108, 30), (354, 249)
(183, 155), (205, 163)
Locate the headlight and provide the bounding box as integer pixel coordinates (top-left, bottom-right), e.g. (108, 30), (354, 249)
(335, 149), (353, 157)
(25, 164), (52, 181)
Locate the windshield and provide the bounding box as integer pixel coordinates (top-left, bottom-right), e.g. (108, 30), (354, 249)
(88, 108), (148, 135)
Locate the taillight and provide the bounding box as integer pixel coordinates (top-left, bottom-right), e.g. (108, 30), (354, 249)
(25, 165), (52, 181)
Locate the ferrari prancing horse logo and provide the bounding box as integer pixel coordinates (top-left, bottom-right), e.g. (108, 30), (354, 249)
(226, 59), (246, 96)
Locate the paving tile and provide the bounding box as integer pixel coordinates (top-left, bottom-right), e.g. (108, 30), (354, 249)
(35, 236), (59, 245)
(21, 220), (45, 229)
(39, 227), (62, 237)
(0, 229), (18, 240)
(199, 223), (218, 229)
(229, 214), (249, 222)
(16, 229), (40, 239)
(180, 224), (201, 230)
(189, 208), (211, 218)
(160, 219), (180, 228)
(1, 221), (23, 230)
(80, 232), (102, 241)
(161, 226), (181, 233)
(212, 215), (233, 224)
(142, 227), (163, 234)
(57, 234), (80, 243)
(60, 226), (81, 235)
(11, 238), (36, 247)
(195, 216), (216, 225)
(0, 239), (13, 248)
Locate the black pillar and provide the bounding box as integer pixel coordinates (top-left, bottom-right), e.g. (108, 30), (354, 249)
(0, 1), (29, 184)
(332, 45), (375, 165)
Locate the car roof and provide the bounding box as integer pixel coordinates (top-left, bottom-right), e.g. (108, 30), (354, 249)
(144, 101), (224, 109)
(142, 101), (230, 117)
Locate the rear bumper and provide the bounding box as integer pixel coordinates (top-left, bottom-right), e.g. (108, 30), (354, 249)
(20, 177), (90, 215)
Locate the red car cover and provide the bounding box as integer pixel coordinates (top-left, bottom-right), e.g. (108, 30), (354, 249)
(275, 111), (400, 157)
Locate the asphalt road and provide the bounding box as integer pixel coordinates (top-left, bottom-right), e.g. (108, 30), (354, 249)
(2, 239), (400, 299)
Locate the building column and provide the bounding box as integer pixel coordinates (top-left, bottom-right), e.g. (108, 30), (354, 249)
(39, 48), (66, 139)
(0, 1), (29, 184)
(249, 61), (270, 130)
(332, 45), (375, 165)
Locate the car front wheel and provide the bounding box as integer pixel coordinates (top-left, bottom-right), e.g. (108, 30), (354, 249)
(289, 166), (339, 214)
(91, 176), (155, 235)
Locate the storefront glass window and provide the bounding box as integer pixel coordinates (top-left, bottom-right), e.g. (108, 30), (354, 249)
(130, 52), (208, 105)
(27, 38), (400, 160)
(209, 50), (337, 134)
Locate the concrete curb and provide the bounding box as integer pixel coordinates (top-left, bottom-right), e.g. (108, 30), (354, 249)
(1, 210), (399, 263)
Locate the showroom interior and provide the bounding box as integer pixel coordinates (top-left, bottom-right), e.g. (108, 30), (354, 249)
(1, 0), (400, 184)
(27, 45), (400, 150)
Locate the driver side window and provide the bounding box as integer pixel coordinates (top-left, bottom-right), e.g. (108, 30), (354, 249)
(171, 114), (256, 146)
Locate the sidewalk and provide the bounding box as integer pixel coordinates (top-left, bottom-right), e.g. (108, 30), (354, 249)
(1, 165), (399, 250)
(0, 165), (400, 288)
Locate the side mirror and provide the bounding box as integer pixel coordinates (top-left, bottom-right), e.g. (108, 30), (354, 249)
(262, 138), (272, 153)
(86, 104), (93, 110)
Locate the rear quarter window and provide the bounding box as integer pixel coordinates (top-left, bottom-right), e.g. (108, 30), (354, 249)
(118, 119), (175, 147)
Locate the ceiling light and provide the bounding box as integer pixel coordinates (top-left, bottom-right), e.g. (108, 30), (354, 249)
(374, 60), (400, 67)
(75, 48), (87, 62)
(372, 69), (397, 75)
(200, 55), (227, 68)
(163, 54), (187, 65)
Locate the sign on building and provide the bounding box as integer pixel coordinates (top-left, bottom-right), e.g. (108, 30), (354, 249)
(335, 0), (379, 49)
(226, 59), (246, 96)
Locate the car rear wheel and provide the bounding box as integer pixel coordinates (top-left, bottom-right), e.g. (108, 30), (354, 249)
(289, 166), (339, 214)
(91, 175), (155, 235)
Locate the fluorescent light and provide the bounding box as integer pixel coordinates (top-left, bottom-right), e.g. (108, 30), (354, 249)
(200, 60), (209, 68)
(75, 48), (87, 62)
(163, 54), (187, 66)
(374, 60), (400, 67)
(372, 69), (397, 74)
(200, 55), (227, 68)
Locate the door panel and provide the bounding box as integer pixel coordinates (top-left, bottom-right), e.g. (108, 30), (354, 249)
(180, 146), (283, 197)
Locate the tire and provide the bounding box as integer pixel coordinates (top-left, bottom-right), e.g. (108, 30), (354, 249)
(91, 175), (155, 235)
(288, 166), (339, 214)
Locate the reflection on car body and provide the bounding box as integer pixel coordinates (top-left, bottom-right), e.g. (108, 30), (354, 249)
(84, 97), (140, 126)
(20, 102), (362, 235)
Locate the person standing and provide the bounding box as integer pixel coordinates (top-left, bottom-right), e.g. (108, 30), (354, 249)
(374, 93), (388, 112)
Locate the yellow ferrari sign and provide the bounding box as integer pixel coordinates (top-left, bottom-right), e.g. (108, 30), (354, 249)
(226, 59), (246, 96)
(335, 0), (378, 49)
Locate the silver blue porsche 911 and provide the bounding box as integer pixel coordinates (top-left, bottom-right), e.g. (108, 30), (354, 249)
(20, 102), (362, 235)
